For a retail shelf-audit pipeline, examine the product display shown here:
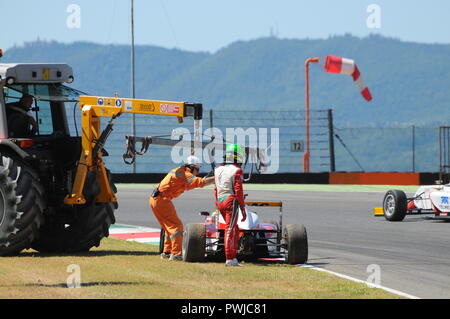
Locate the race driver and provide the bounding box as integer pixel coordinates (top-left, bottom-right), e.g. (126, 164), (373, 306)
(150, 155), (215, 261)
(214, 144), (247, 267)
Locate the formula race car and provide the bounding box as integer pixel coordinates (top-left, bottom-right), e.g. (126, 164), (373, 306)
(374, 184), (450, 221)
(160, 201), (308, 264)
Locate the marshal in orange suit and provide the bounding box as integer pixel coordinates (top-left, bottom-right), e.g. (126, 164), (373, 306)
(150, 155), (215, 261)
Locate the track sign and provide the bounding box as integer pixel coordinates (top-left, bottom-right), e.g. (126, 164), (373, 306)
(291, 140), (304, 152)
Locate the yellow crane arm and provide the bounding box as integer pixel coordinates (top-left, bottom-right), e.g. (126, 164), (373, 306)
(78, 95), (190, 119)
(64, 95), (202, 205)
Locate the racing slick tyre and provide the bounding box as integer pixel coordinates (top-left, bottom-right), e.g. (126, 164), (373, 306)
(182, 223), (206, 262)
(0, 155), (45, 256)
(283, 224), (308, 265)
(31, 171), (117, 253)
(383, 190), (407, 222)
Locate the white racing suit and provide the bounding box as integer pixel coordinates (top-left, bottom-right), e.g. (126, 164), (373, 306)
(214, 163), (246, 261)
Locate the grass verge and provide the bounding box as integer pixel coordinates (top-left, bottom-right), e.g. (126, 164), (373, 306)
(0, 238), (399, 299)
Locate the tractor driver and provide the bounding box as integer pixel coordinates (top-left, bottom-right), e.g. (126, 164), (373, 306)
(150, 155), (215, 261)
(6, 94), (38, 137)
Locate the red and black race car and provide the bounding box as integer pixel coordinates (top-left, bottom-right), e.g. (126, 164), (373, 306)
(160, 200), (308, 265)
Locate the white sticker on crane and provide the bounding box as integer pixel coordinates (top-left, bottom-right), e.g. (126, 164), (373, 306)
(125, 100), (132, 111)
(160, 104), (180, 113)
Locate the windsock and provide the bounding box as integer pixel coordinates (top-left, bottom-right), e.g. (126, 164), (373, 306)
(324, 55), (372, 102)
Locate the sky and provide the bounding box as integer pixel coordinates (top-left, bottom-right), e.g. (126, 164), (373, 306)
(1, 0), (450, 53)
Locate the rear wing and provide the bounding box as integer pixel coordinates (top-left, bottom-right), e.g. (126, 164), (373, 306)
(245, 201), (283, 232)
(245, 201), (282, 207)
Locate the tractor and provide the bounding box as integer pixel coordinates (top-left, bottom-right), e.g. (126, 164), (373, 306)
(0, 57), (202, 255)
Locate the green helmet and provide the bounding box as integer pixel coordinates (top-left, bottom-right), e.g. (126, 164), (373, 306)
(225, 144), (245, 164)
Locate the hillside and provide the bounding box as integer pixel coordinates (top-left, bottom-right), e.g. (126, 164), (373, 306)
(2, 35), (449, 172)
(3, 35), (450, 127)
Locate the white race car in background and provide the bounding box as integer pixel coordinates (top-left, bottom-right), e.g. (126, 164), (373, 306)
(374, 184), (450, 221)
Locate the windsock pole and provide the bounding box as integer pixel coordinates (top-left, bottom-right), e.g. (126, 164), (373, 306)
(304, 57), (319, 173)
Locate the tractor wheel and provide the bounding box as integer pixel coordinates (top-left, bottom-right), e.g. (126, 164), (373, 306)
(0, 155), (45, 256)
(182, 223), (206, 262)
(32, 202), (116, 253)
(283, 224), (308, 265)
(32, 170), (117, 253)
(383, 190), (407, 221)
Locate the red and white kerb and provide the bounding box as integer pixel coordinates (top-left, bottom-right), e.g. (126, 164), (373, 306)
(324, 55), (372, 102)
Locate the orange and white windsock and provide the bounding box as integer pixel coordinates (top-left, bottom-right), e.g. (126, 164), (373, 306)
(324, 55), (372, 102)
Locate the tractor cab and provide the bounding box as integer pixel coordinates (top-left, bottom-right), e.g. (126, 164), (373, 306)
(0, 63), (86, 213)
(0, 63), (81, 140)
(0, 63), (85, 160)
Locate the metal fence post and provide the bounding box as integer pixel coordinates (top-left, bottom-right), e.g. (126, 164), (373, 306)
(209, 109), (215, 164)
(327, 109), (336, 172)
(439, 126), (450, 183)
(209, 109), (214, 131)
(130, 0), (136, 173)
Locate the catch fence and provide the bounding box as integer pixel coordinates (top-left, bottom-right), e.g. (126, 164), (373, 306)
(65, 104), (441, 174)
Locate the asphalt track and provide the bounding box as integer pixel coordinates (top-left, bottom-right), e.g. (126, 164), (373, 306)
(115, 184), (450, 299)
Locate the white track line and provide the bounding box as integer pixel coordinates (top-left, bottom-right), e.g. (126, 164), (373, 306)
(109, 224), (160, 234)
(301, 265), (420, 299)
(110, 224), (420, 298)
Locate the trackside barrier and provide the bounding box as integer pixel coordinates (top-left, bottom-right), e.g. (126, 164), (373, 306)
(112, 173), (329, 184)
(112, 172), (440, 185)
(329, 172), (420, 185)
